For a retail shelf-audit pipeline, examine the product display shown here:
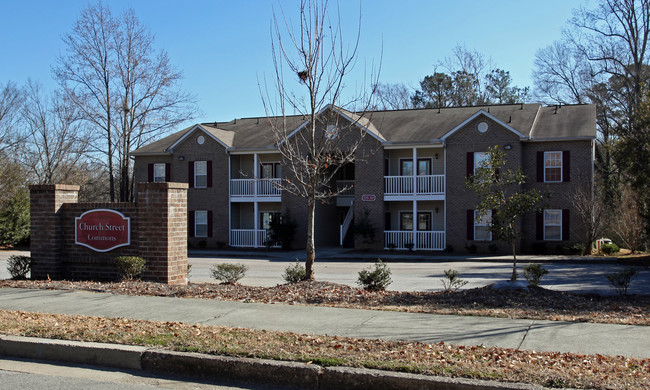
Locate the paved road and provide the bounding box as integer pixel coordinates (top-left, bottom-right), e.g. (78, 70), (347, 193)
(0, 358), (282, 390)
(2, 249), (649, 295)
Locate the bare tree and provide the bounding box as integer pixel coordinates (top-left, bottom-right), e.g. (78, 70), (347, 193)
(20, 80), (90, 184)
(570, 175), (608, 255)
(262, 0), (379, 280)
(612, 185), (645, 252)
(0, 81), (25, 153)
(374, 82), (414, 110)
(54, 1), (196, 201)
(533, 40), (593, 105)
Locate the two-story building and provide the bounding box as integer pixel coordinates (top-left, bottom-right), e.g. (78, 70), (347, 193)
(131, 103), (596, 253)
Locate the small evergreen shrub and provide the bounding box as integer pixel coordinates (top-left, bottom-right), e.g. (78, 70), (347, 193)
(441, 269), (468, 292)
(488, 243), (498, 253)
(600, 243), (620, 255)
(115, 256), (146, 280)
(7, 255), (31, 280)
(606, 267), (637, 295)
(404, 242), (414, 251)
(354, 208), (376, 244)
(268, 212), (297, 250)
(211, 263), (247, 284)
(282, 260), (306, 283)
(387, 243), (397, 251)
(465, 244), (477, 254)
(523, 263), (549, 287)
(357, 260), (392, 291)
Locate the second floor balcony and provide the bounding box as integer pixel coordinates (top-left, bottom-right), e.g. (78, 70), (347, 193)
(384, 175), (445, 197)
(230, 178), (282, 199)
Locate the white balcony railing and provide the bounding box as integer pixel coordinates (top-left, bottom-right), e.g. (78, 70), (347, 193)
(384, 175), (444, 196)
(230, 229), (280, 248)
(230, 178), (281, 197)
(384, 231), (445, 251)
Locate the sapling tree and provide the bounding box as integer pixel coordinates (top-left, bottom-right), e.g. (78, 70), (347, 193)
(466, 146), (545, 282)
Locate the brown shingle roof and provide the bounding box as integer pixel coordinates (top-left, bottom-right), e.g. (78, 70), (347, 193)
(130, 103), (596, 155)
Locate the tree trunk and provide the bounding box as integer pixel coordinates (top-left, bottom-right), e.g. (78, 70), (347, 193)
(304, 194), (316, 280)
(510, 239), (517, 282)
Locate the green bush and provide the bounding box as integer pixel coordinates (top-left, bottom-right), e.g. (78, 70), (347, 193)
(0, 189), (30, 247)
(115, 256), (146, 280)
(441, 269), (468, 292)
(268, 212), (297, 250)
(282, 260), (306, 283)
(523, 263), (549, 287)
(601, 243), (620, 255)
(606, 267), (637, 295)
(357, 260), (392, 291)
(211, 263), (247, 284)
(7, 255), (31, 280)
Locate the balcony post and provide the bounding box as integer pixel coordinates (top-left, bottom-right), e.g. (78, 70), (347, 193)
(254, 202), (259, 247)
(253, 153), (259, 197)
(413, 199), (418, 251)
(412, 147), (417, 195)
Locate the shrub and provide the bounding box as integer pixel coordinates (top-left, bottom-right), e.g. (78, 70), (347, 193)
(282, 260), (306, 283)
(7, 255), (31, 280)
(405, 242), (414, 251)
(523, 263), (549, 287)
(357, 260), (392, 291)
(606, 267), (638, 295)
(354, 208), (376, 244)
(115, 256), (146, 280)
(187, 264), (192, 280)
(531, 242), (547, 254)
(211, 263), (247, 284)
(600, 243), (620, 255)
(387, 243), (397, 251)
(488, 243), (498, 253)
(441, 269), (468, 292)
(465, 244), (477, 254)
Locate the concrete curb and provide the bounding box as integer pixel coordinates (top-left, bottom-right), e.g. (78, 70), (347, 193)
(0, 334), (547, 389)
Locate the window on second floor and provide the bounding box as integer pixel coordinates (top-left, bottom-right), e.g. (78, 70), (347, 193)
(153, 163), (166, 183)
(473, 152), (490, 175)
(194, 161), (207, 188)
(400, 158), (432, 176)
(544, 151), (562, 182)
(260, 162), (281, 179)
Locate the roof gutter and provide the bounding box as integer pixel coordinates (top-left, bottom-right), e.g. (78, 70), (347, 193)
(382, 139), (445, 149)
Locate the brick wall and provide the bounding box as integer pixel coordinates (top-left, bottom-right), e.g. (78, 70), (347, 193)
(29, 182), (188, 284)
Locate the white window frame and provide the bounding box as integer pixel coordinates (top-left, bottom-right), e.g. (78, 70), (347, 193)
(153, 163), (166, 183)
(473, 152), (489, 175)
(474, 210), (492, 241)
(194, 161), (207, 188)
(544, 151), (563, 183)
(195, 210), (208, 238)
(544, 209), (562, 241)
(400, 211), (433, 231)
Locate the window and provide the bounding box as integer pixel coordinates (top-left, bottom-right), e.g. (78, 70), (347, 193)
(473, 152), (489, 175)
(260, 162), (281, 178)
(153, 163), (166, 183)
(544, 152), (562, 182)
(474, 210), (492, 241)
(544, 209), (562, 240)
(194, 161), (207, 188)
(195, 210), (208, 237)
(400, 212), (432, 231)
(400, 158), (431, 176)
(260, 211), (281, 230)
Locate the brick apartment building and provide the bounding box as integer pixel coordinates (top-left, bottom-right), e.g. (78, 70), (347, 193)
(131, 103), (596, 254)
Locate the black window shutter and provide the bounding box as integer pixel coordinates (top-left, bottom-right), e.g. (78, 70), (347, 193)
(188, 161), (194, 188)
(537, 152), (544, 182)
(467, 209), (474, 240)
(189, 210), (195, 238)
(148, 163), (154, 182)
(207, 160), (213, 187)
(562, 209), (570, 240)
(466, 152), (474, 178)
(563, 151), (570, 182)
(208, 210), (213, 237)
(165, 163), (171, 182)
(536, 211), (543, 240)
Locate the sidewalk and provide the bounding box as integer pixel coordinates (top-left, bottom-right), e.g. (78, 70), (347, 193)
(0, 287), (648, 359)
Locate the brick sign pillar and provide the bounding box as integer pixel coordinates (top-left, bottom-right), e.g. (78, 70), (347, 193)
(137, 182), (188, 285)
(29, 184), (80, 279)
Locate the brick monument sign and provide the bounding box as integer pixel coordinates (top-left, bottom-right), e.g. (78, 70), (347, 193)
(29, 182), (188, 284)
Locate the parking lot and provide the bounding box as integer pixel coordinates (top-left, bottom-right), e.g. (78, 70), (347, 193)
(2, 249), (649, 295)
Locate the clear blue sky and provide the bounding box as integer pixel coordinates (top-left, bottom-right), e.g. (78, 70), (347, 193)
(1, 0), (584, 126)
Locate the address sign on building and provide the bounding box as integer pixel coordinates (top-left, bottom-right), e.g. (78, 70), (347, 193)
(75, 209), (131, 252)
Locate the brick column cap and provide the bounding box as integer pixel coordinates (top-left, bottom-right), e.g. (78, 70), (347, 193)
(29, 184), (81, 192)
(137, 182), (189, 191)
